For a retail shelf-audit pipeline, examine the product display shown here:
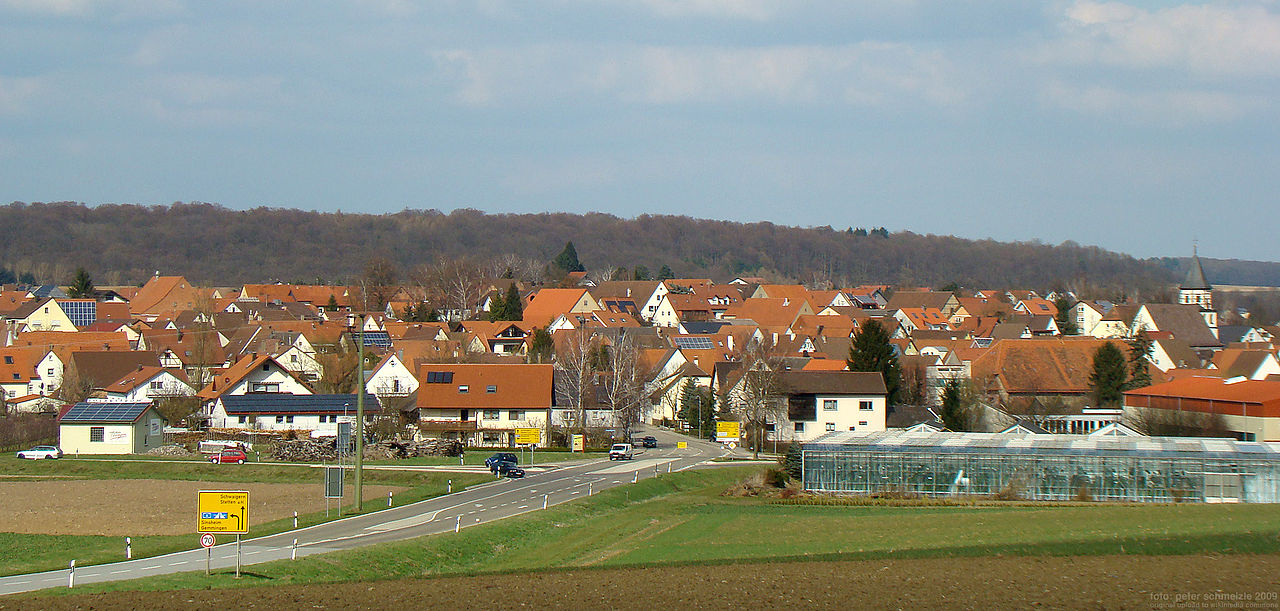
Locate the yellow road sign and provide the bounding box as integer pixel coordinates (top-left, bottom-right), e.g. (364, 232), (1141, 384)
(571, 434), (585, 452)
(198, 490), (249, 534)
(677, 442), (687, 449)
(716, 421), (740, 442)
(515, 428), (542, 445)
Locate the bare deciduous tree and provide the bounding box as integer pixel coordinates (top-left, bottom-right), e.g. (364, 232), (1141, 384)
(729, 339), (785, 458)
(554, 327), (596, 435)
(603, 332), (647, 436)
(422, 257), (490, 321)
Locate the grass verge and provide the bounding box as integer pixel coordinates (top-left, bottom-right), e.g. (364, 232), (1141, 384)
(0, 458), (489, 577)
(26, 465), (1280, 596)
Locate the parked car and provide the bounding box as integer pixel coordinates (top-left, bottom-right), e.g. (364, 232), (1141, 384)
(485, 452), (518, 473)
(16, 445), (62, 460)
(609, 443), (634, 460)
(210, 449), (248, 464)
(641, 436), (658, 448)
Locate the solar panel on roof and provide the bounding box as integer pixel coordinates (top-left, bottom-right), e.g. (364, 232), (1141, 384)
(59, 300), (97, 327)
(673, 336), (715, 350)
(357, 331), (392, 349)
(61, 401), (150, 423)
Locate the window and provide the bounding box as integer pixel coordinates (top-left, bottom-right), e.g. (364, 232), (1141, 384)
(859, 421), (868, 426)
(250, 382), (280, 393)
(150, 381), (163, 390)
(484, 410), (500, 420)
(509, 410), (523, 420)
(90, 427), (105, 442)
(285, 415), (294, 423)
(458, 385), (469, 393)
(12, 373), (19, 380)
(765, 423), (775, 432)
(824, 422), (836, 432)
(238, 416), (247, 424)
(849, 426), (855, 431)
(859, 401), (874, 411)
(263, 363), (270, 371)
(3, 356), (11, 364)
(425, 371), (454, 384)
(823, 399), (837, 411)
(290, 354), (298, 363)
(794, 422), (805, 433)
(486, 385), (497, 394)
(47, 368), (54, 376)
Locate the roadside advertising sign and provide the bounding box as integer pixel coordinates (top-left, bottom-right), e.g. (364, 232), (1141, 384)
(571, 434), (585, 452)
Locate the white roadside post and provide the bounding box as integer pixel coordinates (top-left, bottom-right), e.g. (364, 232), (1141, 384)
(387, 491), (393, 507)
(543, 494), (548, 510)
(293, 511), (298, 529)
(126, 536), (132, 559)
(455, 515), (461, 533)
(292, 538), (298, 560)
(448, 479), (452, 493)
(68, 560), (74, 588)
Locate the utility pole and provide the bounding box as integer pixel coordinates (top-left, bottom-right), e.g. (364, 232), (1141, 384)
(353, 310), (366, 514)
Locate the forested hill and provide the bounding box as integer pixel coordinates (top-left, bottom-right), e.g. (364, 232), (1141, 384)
(2, 201), (1178, 291)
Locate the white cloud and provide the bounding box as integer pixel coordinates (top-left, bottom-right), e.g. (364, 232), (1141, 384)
(433, 43), (965, 108)
(136, 73), (285, 126)
(625, 0), (782, 21)
(0, 0), (96, 16)
(0, 76), (45, 114)
(0, 0), (181, 18)
(1041, 79), (1262, 123)
(1054, 1), (1280, 76)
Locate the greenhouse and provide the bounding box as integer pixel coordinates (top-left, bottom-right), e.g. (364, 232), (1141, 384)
(801, 430), (1280, 503)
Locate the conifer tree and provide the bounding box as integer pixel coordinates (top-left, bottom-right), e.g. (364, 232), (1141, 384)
(1089, 342), (1128, 406)
(847, 319), (902, 404)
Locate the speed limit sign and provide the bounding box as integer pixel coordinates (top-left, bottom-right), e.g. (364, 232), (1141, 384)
(200, 533), (216, 548)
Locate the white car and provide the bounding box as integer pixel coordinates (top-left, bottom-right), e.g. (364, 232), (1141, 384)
(17, 445), (63, 460)
(608, 443), (633, 460)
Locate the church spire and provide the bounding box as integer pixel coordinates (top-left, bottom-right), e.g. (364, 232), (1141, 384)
(1181, 249), (1211, 291)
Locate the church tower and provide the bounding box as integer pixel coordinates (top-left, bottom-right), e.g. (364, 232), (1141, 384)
(1179, 247), (1217, 331)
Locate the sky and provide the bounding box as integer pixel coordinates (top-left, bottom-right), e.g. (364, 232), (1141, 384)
(1, 1), (1278, 262)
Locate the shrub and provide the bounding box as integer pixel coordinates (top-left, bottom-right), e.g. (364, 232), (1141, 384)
(764, 468), (788, 488)
(993, 479), (1024, 501)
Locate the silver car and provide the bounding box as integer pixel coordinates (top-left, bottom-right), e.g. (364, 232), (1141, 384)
(17, 445), (63, 459)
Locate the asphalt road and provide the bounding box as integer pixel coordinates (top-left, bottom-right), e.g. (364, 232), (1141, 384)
(0, 427), (744, 595)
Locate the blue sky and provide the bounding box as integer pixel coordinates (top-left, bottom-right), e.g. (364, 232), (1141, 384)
(2, 1), (1278, 261)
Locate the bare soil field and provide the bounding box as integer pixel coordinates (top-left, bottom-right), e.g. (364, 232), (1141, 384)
(8, 554), (1279, 610)
(0, 479), (405, 536)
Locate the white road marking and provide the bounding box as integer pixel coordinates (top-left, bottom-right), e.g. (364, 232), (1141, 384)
(167, 562), (184, 566)
(142, 565), (161, 570)
(111, 570), (129, 575)
(518, 505), (528, 509)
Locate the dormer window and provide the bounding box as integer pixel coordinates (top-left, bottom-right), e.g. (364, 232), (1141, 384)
(458, 385), (469, 394)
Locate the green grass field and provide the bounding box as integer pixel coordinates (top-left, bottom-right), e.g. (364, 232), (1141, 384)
(0, 456), (489, 577)
(33, 465), (1280, 596)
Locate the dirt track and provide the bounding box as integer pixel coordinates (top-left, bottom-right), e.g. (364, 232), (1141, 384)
(0, 479), (404, 536)
(6, 554), (1278, 610)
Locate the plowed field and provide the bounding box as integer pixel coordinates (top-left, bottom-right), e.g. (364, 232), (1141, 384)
(7, 554), (1278, 610)
(1, 479), (404, 536)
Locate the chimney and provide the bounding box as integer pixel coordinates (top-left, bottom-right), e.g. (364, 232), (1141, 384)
(626, 288), (632, 297)
(727, 335), (734, 351)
